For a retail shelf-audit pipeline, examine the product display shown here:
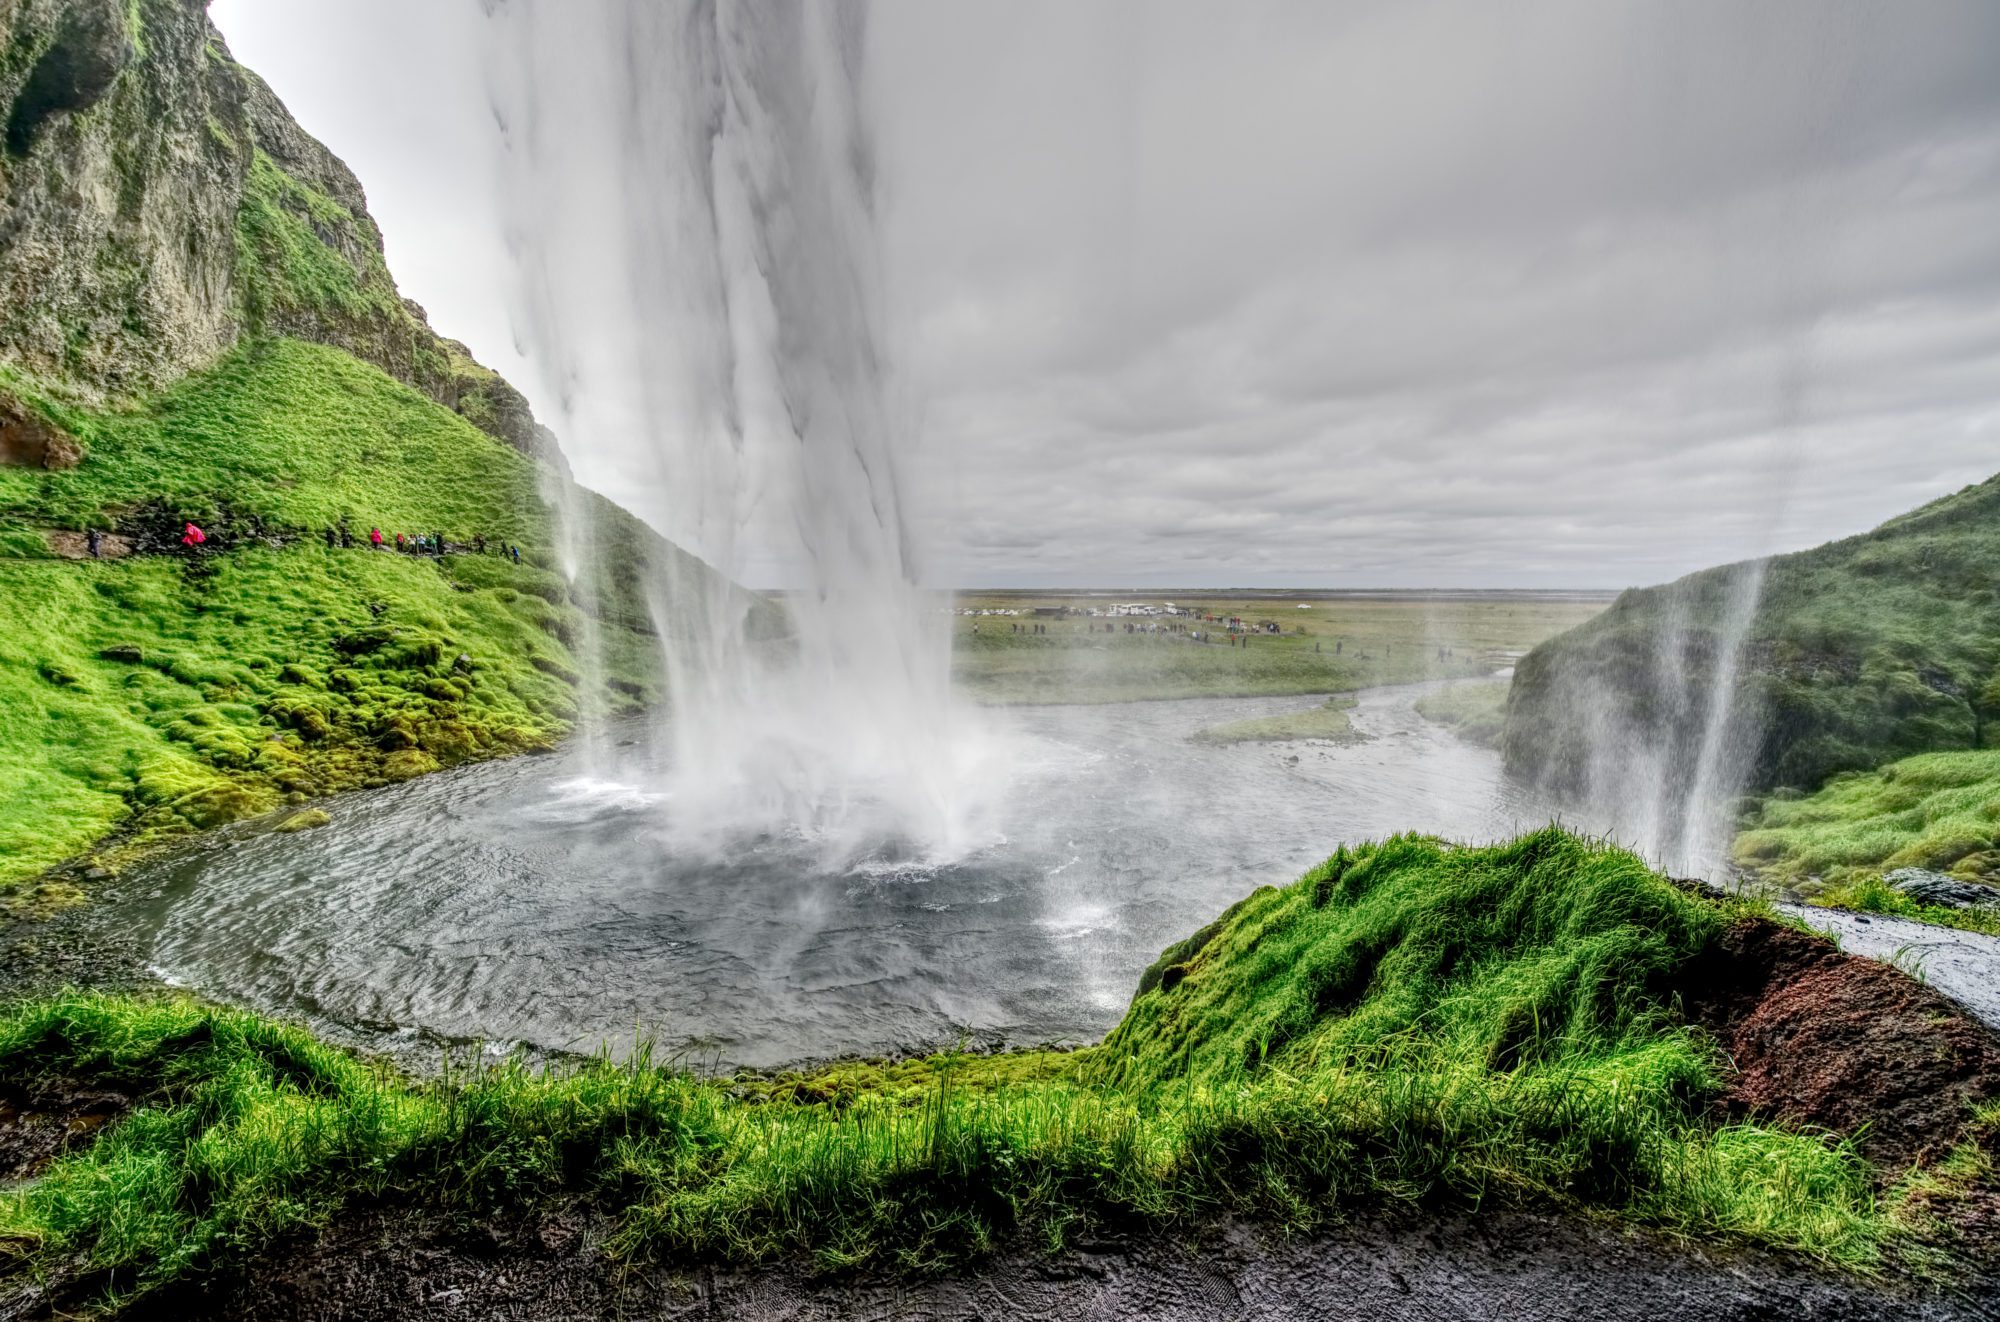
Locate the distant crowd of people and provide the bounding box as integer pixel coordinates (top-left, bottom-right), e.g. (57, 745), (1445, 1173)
(318, 526), (521, 563)
(144, 522), (526, 566)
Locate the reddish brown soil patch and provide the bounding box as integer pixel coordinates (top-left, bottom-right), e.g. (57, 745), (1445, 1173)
(1679, 917), (2000, 1169)
(0, 1080), (131, 1184)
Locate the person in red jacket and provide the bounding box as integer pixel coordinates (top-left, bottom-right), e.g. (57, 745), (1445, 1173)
(370, 527), (384, 548)
(181, 523), (206, 549)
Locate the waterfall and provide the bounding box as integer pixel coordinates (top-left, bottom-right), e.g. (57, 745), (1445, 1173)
(477, 0), (1002, 863)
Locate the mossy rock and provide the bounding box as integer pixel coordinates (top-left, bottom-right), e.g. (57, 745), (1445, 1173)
(273, 808), (330, 834)
(381, 749), (439, 783)
(331, 626), (395, 657)
(37, 661), (78, 686)
(174, 780), (276, 830)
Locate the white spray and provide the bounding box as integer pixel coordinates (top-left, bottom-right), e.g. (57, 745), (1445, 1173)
(478, 0), (1005, 864)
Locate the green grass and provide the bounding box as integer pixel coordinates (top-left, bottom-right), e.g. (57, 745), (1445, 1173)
(0, 338), (545, 540)
(0, 338), (722, 892)
(0, 830), (1909, 1309)
(1413, 680), (1509, 747)
(1190, 695), (1359, 745)
(1734, 751), (2000, 935)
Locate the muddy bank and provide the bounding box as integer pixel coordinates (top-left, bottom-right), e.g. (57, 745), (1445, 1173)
(1680, 916), (2000, 1170)
(1781, 901), (2000, 1031)
(130, 1206), (1991, 1322)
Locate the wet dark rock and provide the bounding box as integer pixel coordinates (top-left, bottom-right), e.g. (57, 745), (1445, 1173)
(128, 1206), (1991, 1322)
(4, 0), (129, 157)
(97, 644), (143, 664)
(0, 1079), (131, 1184)
(1889, 869), (2000, 910)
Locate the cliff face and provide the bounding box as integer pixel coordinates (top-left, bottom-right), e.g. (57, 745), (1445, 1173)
(0, 0), (245, 393)
(0, 0), (557, 465)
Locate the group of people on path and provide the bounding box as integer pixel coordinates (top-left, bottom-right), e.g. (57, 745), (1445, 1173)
(71, 519), (528, 566)
(149, 521), (523, 565)
(333, 526), (523, 563)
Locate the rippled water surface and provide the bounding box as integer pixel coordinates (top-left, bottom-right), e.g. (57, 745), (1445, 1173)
(111, 686), (1617, 1066)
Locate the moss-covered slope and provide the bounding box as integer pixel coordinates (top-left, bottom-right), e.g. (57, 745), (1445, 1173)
(1504, 471), (2000, 800)
(0, 338), (700, 892)
(1734, 749), (2000, 931)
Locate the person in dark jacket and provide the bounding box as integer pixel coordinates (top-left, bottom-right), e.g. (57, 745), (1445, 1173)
(87, 528), (102, 558)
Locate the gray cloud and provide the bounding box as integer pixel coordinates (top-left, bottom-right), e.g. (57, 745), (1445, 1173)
(213, 0), (2000, 588)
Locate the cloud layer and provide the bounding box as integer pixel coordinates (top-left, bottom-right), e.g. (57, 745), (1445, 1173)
(213, 0), (2000, 588)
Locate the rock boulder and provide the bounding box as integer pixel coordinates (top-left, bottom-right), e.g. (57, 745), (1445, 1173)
(1887, 867), (2000, 910)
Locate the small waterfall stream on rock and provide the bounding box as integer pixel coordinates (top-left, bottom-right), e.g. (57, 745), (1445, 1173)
(1552, 5), (1879, 880)
(477, 0), (1005, 865)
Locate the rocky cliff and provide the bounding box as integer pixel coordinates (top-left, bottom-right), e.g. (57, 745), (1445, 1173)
(0, 0), (556, 464)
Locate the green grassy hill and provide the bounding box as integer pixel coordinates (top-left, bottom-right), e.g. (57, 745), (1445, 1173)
(8, 829), (1972, 1310)
(1504, 472), (2000, 801)
(0, 338), (698, 896)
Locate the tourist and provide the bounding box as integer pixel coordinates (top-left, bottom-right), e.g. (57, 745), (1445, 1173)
(474, 534), (486, 555)
(511, 545), (521, 564)
(87, 528), (101, 558)
(370, 527), (383, 548)
(181, 523), (205, 550)
(395, 533), (405, 551)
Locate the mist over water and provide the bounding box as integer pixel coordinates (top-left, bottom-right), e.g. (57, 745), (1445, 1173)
(479, 1), (1003, 862)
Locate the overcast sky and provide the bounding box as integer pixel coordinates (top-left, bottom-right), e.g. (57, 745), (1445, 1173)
(209, 0), (2000, 590)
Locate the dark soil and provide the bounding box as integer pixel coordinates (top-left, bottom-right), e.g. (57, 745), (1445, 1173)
(0, 1079), (130, 1185)
(1678, 917), (2000, 1170)
(126, 1206), (1994, 1322)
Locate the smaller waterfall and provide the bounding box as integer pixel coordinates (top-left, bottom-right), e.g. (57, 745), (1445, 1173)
(1670, 555), (1768, 875)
